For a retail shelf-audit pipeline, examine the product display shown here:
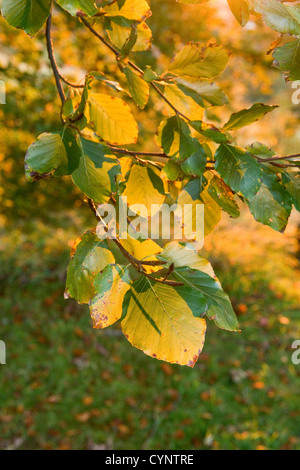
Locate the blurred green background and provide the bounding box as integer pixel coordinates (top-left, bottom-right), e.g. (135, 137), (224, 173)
(0, 0), (300, 450)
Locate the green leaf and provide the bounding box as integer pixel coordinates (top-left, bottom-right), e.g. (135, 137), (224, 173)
(282, 171), (300, 211)
(190, 121), (231, 143)
(122, 163), (165, 214)
(208, 175), (240, 218)
(72, 137), (121, 204)
(180, 143), (207, 177)
(169, 43), (230, 79)
(248, 172), (293, 232)
(162, 160), (183, 181)
(89, 264), (131, 329)
(56, 0), (97, 16)
(61, 127), (82, 174)
(156, 116), (197, 161)
(121, 276), (207, 367)
(215, 144), (263, 199)
(65, 230), (115, 304)
(273, 40), (300, 81)
(246, 141), (275, 159)
(124, 67), (150, 109)
(143, 65), (158, 82)
(223, 103), (278, 131)
(227, 0), (249, 27)
(25, 132), (68, 182)
(1, 0), (52, 36)
(174, 267), (239, 332)
(88, 93), (139, 145)
(246, 142), (281, 173)
(258, 0), (300, 35)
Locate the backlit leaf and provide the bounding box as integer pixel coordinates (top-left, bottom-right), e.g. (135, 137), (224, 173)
(72, 137), (120, 204)
(160, 241), (215, 277)
(175, 77), (229, 108)
(169, 43), (230, 79)
(156, 116), (197, 161)
(88, 93), (139, 145)
(123, 163), (165, 214)
(273, 40), (300, 81)
(65, 230), (115, 304)
(121, 276), (207, 367)
(258, 0), (300, 35)
(223, 103), (278, 131)
(104, 0), (151, 22)
(164, 84), (204, 121)
(90, 265), (131, 329)
(227, 0), (250, 26)
(56, 0), (97, 16)
(1, 0), (52, 36)
(177, 177), (222, 238)
(124, 67), (150, 109)
(208, 175), (240, 218)
(107, 21), (152, 52)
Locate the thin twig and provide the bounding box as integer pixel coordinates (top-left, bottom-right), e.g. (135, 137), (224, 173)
(254, 154), (300, 163)
(78, 13), (122, 56)
(58, 73), (85, 89)
(46, 14), (66, 104)
(107, 145), (169, 159)
(87, 199), (166, 267)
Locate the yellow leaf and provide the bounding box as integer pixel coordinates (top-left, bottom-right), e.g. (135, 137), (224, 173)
(107, 21), (152, 52)
(169, 43), (230, 79)
(164, 84), (204, 121)
(161, 241), (215, 277)
(121, 236), (162, 274)
(89, 93), (138, 145)
(122, 277), (207, 366)
(89, 265), (131, 329)
(123, 163), (165, 213)
(104, 0), (152, 22)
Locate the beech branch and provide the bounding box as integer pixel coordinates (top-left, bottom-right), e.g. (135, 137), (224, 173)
(46, 13), (183, 287)
(77, 13), (189, 120)
(46, 14), (66, 104)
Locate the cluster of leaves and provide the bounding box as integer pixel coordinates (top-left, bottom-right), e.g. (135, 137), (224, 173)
(1, 0), (299, 367)
(224, 0), (300, 82)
